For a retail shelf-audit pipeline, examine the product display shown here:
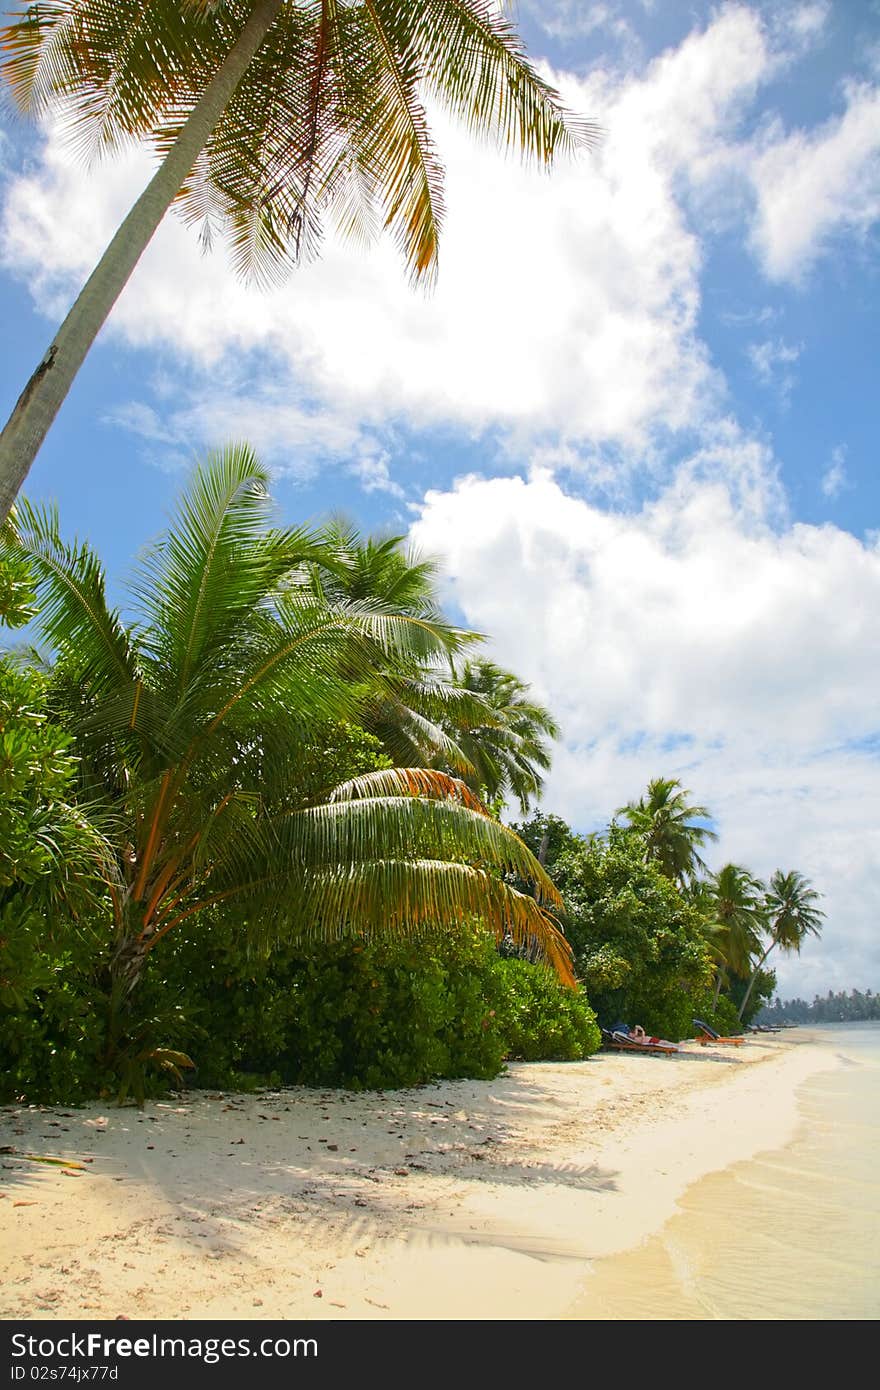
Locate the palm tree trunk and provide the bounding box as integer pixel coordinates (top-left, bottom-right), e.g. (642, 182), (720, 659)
(712, 969), (724, 1008)
(0, 0), (284, 523)
(738, 944), (774, 1020)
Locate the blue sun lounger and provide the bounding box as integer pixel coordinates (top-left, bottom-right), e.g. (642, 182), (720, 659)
(693, 1017), (744, 1046)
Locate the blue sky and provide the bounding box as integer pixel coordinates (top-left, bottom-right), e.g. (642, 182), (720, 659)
(1, 0), (879, 999)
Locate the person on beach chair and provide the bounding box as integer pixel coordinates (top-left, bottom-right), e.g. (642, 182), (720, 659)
(602, 1023), (679, 1055)
(693, 1017), (744, 1046)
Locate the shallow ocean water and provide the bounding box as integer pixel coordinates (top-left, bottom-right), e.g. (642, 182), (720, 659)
(568, 1022), (880, 1320)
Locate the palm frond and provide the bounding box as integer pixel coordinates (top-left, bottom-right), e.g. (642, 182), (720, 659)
(132, 443), (325, 695)
(358, 0), (445, 282)
(405, 0), (600, 159)
(271, 795), (561, 901)
(3, 497), (139, 698)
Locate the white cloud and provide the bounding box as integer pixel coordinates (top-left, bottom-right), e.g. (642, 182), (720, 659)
(0, 5), (781, 468)
(766, 1), (831, 53)
(747, 80), (880, 283)
(521, 1), (642, 66)
(409, 468), (880, 996)
(347, 451), (406, 499)
(747, 336), (802, 404)
(821, 444), (848, 499)
(102, 380), (375, 482)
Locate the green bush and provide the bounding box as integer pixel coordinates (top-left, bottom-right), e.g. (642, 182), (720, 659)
(691, 993), (743, 1037)
(0, 899), (108, 1103)
(146, 920), (602, 1091)
(498, 959), (600, 1061)
(0, 653), (118, 1104)
(154, 921), (512, 1090)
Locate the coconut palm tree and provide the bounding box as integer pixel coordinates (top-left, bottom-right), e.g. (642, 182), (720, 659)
(738, 869), (824, 1020)
(1, 444), (572, 1060)
(696, 863), (766, 1008)
(437, 657), (560, 813)
(0, 0), (596, 519)
(302, 517), (489, 774)
(304, 524), (558, 809)
(616, 776), (718, 887)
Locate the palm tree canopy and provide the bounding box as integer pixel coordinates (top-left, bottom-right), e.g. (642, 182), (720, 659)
(439, 657), (560, 814)
(2, 0), (598, 284)
(703, 862), (767, 977)
(734, 867), (824, 1021)
(299, 528), (558, 811)
(764, 869), (824, 953)
(1, 444), (573, 988)
(616, 776), (718, 886)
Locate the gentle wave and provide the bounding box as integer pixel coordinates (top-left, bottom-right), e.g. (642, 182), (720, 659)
(569, 1023), (880, 1320)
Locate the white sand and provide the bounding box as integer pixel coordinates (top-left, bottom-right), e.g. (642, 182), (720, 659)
(0, 1033), (835, 1321)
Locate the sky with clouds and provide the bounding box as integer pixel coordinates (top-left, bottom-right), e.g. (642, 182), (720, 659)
(1, 0), (878, 1000)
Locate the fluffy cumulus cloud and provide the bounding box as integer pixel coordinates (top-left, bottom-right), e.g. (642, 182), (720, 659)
(409, 468), (880, 996)
(2, 3), (875, 455)
(1, 5), (786, 465)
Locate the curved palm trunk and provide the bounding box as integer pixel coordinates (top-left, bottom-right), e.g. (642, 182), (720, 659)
(738, 943), (774, 1020)
(0, 0), (283, 523)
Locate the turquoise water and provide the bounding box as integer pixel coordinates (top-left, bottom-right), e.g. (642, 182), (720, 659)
(569, 1023), (880, 1319)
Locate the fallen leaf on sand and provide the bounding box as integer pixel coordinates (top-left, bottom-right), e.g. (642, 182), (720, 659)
(13, 1200), (37, 1207)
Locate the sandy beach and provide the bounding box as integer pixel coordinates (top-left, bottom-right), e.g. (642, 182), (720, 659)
(0, 1033), (836, 1322)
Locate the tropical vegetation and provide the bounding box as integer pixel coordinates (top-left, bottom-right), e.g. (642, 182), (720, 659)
(0, 6), (831, 1109)
(759, 990), (879, 1026)
(615, 776), (717, 887)
(0, 446), (827, 1102)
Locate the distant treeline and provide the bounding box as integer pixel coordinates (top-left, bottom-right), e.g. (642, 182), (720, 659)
(759, 989), (879, 1024)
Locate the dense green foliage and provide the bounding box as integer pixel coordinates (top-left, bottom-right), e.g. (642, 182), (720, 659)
(1, 480), (828, 1101)
(498, 959), (600, 1061)
(0, 917), (601, 1102)
(550, 828), (713, 1040)
(1, 450), (574, 1093)
(0, 641), (113, 1102)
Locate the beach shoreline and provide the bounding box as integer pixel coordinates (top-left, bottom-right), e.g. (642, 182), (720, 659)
(0, 1033), (837, 1321)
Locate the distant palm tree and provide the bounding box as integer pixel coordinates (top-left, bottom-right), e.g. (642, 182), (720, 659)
(309, 518), (445, 619)
(617, 776), (717, 887)
(303, 518), (488, 775)
(2, 445), (572, 1061)
(738, 870), (824, 1019)
(698, 863), (766, 1007)
(307, 526), (559, 811)
(439, 658), (560, 814)
(0, 0), (596, 518)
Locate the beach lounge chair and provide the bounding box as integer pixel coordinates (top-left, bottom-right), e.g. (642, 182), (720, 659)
(693, 1017), (744, 1046)
(601, 1026), (679, 1056)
